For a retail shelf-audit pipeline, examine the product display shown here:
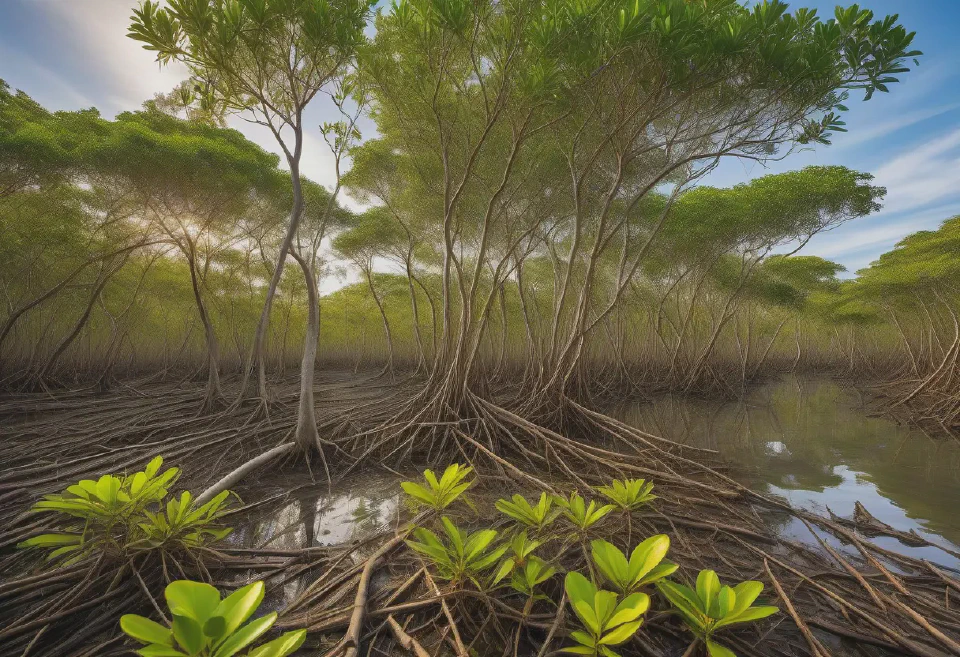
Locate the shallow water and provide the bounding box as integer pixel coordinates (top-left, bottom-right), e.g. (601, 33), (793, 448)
(613, 375), (960, 566)
(233, 376), (960, 572)
(228, 471), (404, 551)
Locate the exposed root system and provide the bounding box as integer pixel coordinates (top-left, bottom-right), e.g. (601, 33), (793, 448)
(1, 373), (959, 657)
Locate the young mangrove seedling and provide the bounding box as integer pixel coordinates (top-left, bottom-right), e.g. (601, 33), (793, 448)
(595, 479), (657, 543)
(120, 579), (306, 657)
(18, 456), (180, 563)
(657, 570), (779, 657)
(405, 516), (507, 587)
(563, 571), (650, 657)
(492, 530), (543, 585)
(554, 492), (615, 533)
(596, 479), (657, 512)
(400, 463), (474, 512)
(133, 489), (234, 552)
(509, 555), (557, 600)
(591, 536), (678, 594)
(496, 492), (559, 531)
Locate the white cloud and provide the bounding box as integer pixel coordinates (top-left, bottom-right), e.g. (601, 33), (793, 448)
(799, 202), (960, 268)
(32, 0), (188, 114)
(833, 103), (960, 149)
(873, 125), (960, 215)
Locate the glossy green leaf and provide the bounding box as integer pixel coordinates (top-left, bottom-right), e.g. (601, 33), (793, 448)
(120, 615), (174, 646)
(706, 639), (737, 657)
(214, 581), (265, 637)
(599, 619), (643, 645)
(137, 645), (189, 657)
(696, 570), (721, 611)
(165, 581), (221, 623)
(246, 630), (307, 657)
(211, 612), (277, 657)
(171, 614), (204, 655)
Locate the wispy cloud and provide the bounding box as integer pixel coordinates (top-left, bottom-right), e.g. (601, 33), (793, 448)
(800, 202), (960, 269)
(833, 103), (960, 149)
(873, 125), (960, 214)
(32, 0), (187, 115)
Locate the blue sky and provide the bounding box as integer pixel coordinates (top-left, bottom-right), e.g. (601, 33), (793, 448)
(2, 0), (959, 276)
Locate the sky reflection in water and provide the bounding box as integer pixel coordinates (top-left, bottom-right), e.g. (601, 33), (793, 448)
(613, 376), (960, 565)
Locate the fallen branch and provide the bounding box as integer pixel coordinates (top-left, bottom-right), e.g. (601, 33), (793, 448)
(764, 559), (831, 657)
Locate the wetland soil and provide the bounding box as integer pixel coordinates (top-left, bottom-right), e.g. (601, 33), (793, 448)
(1, 371), (960, 657)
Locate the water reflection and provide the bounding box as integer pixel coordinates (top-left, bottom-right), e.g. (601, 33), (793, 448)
(613, 376), (960, 557)
(229, 472), (402, 551)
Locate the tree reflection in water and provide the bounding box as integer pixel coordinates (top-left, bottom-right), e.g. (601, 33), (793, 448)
(614, 376), (960, 558)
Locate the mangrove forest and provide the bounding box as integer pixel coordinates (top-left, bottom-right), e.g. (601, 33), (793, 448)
(2, 1), (960, 657)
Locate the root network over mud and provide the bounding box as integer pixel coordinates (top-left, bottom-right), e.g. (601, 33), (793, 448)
(2, 373), (959, 657)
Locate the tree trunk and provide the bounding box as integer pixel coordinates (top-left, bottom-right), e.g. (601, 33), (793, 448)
(186, 250), (224, 409)
(236, 130), (306, 404)
(897, 294), (960, 407)
(515, 262), (540, 382)
(751, 317), (788, 379)
(38, 255), (128, 381)
(366, 267), (395, 377)
(405, 256), (427, 373)
(0, 241), (150, 360)
(494, 284), (508, 378)
(411, 272), (438, 360)
(291, 249), (323, 455)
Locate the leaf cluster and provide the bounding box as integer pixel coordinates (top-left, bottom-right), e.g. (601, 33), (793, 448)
(400, 463), (474, 512)
(657, 570), (779, 657)
(120, 580), (305, 657)
(18, 456), (234, 564)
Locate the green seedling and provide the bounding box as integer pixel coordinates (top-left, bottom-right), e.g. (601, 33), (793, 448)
(405, 516), (506, 586)
(120, 579), (305, 657)
(591, 536), (677, 594)
(496, 492), (559, 531)
(563, 571), (650, 657)
(657, 570), (779, 657)
(401, 464), (473, 511)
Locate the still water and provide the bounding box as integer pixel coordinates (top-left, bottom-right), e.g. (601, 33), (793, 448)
(232, 377), (960, 568)
(228, 471), (404, 551)
(613, 376), (960, 563)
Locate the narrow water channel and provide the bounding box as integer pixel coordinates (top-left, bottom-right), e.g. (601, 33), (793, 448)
(613, 375), (960, 565)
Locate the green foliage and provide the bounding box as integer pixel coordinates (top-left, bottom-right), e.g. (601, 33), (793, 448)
(555, 492), (615, 532)
(18, 457), (232, 564)
(662, 168), (885, 267)
(496, 492), (558, 531)
(596, 479), (656, 512)
(508, 556), (556, 598)
(120, 580), (306, 657)
(401, 464), (473, 512)
(591, 536), (677, 594)
(563, 572), (650, 657)
(855, 215), (960, 297)
(19, 457), (177, 562)
(405, 517), (507, 586)
(135, 490), (234, 552)
(128, 0), (372, 124)
(657, 571), (779, 657)
(492, 530), (543, 585)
